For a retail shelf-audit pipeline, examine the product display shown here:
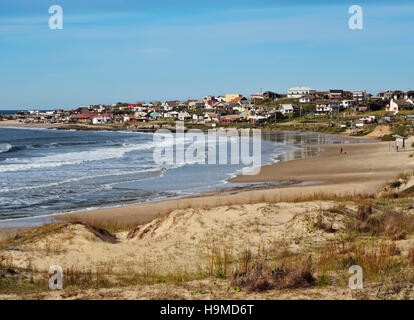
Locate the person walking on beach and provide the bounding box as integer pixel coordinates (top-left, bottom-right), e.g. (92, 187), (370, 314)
(340, 148), (343, 155)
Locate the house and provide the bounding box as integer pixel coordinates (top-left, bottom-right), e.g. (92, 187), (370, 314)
(164, 111), (179, 119)
(162, 101), (180, 111)
(92, 115), (112, 124)
(225, 94), (243, 103)
(71, 113), (113, 124)
(250, 93), (264, 101)
(204, 100), (215, 109)
(222, 114), (241, 123)
(70, 113), (94, 123)
(203, 96), (215, 102)
(194, 102), (206, 110)
(387, 99), (414, 112)
(76, 106), (90, 114)
(287, 86), (315, 98)
(279, 104), (295, 115)
(315, 100), (340, 114)
(178, 112), (191, 121)
(229, 96), (245, 104)
(392, 90), (406, 100)
(90, 104), (105, 113)
(352, 91), (366, 102)
(406, 91), (414, 99)
(149, 112), (162, 120)
(340, 100), (354, 109)
(204, 113), (219, 122)
(238, 100), (254, 109)
(299, 96), (315, 103)
(188, 100), (199, 107)
(214, 102), (228, 115)
(315, 91), (329, 99)
(343, 91), (353, 99)
(127, 104), (142, 112)
(263, 91), (281, 100)
(329, 90), (344, 99)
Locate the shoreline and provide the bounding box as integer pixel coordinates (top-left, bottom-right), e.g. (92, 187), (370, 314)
(0, 120), (408, 231)
(53, 137), (414, 227)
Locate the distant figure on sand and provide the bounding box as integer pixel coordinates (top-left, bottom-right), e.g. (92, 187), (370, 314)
(340, 148), (343, 155)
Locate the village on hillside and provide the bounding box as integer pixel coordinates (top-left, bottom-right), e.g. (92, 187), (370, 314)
(2, 87), (414, 139)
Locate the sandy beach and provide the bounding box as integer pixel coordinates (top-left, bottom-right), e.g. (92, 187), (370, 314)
(0, 120), (56, 129)
(56, 137), (414, 226)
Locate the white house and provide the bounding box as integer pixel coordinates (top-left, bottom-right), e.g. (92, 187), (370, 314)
(204, 113), (219, 122)
(178, 112), (191, 121)
(279, 104), (295, 115)
(316, 100), (340, 114)
(299, 96), (314, 103)
(161, 101), (179, 111)
(352, 91), (366, 102)
(387, 99), (414, 112)
(163, 111), (179, 119)
(92, 116), (112, 124)
(287, 86), (315, 98)
(340, 100), (354, 109)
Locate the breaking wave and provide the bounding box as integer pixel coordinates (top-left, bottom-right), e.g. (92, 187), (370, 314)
(0, 144), (12, 154)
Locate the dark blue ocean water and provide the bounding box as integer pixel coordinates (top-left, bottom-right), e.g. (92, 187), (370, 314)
(0, 127), (365, 227)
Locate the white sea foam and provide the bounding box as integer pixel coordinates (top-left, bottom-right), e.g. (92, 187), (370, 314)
(0, 167), (162, 193)
(0, 141), (158, 173)
(0, 143), (12, 153)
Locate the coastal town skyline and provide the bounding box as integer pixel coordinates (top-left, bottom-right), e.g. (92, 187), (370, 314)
(1, 86), (413, 111)
(1, 0), (414, 109)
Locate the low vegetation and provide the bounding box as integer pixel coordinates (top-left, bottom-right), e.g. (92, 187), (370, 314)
(2, 174), (414, 299)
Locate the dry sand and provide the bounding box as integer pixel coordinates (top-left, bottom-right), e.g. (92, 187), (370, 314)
(4, 202), (340, 274)
(58, 138), (414, 226)
(0, 120), (56, 129)
(3, 199), (414, 300)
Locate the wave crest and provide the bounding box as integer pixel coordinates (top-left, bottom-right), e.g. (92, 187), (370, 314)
(0, 144), (12, 154)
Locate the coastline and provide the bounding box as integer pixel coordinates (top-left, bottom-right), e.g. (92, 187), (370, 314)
(0, 120), (411, 231)
(54, 137), (414, 227)
(0, 119), (387, 138)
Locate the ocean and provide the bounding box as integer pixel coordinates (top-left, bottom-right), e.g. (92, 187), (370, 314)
(0, 126), (362, 227)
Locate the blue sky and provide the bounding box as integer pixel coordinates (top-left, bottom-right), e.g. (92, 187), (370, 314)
(0, 0), (413, 109)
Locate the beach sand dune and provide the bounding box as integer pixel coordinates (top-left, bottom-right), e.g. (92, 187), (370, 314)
(0, 200), (355, 299)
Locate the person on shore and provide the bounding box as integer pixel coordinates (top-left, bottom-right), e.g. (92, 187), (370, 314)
(340, 148), (343, 155)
